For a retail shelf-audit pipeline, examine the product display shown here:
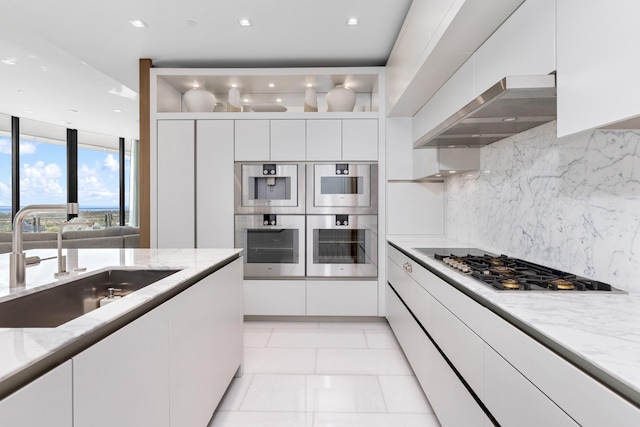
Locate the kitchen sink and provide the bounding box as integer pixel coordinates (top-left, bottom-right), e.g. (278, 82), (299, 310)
(0, 269), (180, 328)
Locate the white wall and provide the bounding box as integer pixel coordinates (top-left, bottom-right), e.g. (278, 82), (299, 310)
(445, 121), (640, 294)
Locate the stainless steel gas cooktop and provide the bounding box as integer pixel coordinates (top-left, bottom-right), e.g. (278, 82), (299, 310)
(414, 248), (625, 293)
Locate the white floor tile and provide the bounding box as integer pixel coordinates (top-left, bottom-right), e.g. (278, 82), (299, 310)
(268, 328), (368, 349)
(364, 329), (400, 349)
(316, 348), (414, 375)
(244, 347), (317, 374)
(217, 373), (253, 411)
(240, 374), (306, 412)
(244, 329), (272, 347)
(318, 320), (390, 330)
(244, 320), (319, 329)
(306, 375), (386, 413)
(313, 412), (441, 427)
(378, 376), (434, 414)
(209, 411), (313, 427)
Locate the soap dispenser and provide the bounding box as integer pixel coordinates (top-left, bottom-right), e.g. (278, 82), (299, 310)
(100, 287), (122, 307)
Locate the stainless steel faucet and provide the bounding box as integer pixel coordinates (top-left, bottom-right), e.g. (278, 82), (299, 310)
(54, 219), (93, 277)
(9, 203), (79, 289)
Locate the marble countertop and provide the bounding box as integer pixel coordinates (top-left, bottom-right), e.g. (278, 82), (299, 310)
(388, 235), (640, 407)
(0, 247), (242, 399)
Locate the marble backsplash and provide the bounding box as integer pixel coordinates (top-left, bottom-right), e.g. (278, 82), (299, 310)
(445, 121), (640, 294)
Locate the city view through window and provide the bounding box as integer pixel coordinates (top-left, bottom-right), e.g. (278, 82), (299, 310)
(0, 119), (135, 233)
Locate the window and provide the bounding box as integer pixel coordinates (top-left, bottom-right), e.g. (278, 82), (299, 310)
(19, 119), (68, 232)
(78, 131), (120, 227)
(0, 114), (11, 232)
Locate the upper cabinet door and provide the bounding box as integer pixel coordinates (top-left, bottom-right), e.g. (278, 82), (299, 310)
(270, 120), (306, 161)
(306, 119), (342, 160)
(157, 120), (195, 248)
(235, 120), (270, 161)
(557, 0), (640, 136)
(342, 119), (378, 161)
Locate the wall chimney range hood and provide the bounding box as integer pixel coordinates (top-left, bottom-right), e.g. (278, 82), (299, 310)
(414, 75), (556, 149)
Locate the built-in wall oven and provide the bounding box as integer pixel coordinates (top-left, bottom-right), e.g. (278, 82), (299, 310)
(307, 163), (378, 214)
(235, 214), (305, 278)
(306, 214), (377, 278)
(235, 162), (305, 214)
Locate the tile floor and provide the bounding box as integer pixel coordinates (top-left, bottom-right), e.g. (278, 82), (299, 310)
(208, 320), (441, 427)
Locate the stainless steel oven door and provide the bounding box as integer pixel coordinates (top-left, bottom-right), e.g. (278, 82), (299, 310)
(307, 163), (377, 214)
(306, 214), (377, 277)
(235, 214), (306, 278)
(235, 162), (305, 214)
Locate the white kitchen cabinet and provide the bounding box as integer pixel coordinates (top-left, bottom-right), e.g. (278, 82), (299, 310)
(170, 258), (243, 426)
(196, 120), (234, 248)
(472, 0), (555, 95)
(386, 181), (444, 235)
(73, 303), (171, 427)
(484, 345), (577, 427)
(306, 119), (342, 160)
(235, 120), (270, 161)
(0, 361), (72, 427)
(270, 120), (306, 160)
(386, 283), (488, 426)
(244, 280), (306, 316)
(557, 1), (640, 136)
(342, 119), (378, 161)
(306, 280), (378, 316)
(157, 120), (195, 248)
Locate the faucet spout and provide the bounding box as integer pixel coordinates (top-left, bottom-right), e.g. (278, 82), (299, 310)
(10, 203), (79, 288)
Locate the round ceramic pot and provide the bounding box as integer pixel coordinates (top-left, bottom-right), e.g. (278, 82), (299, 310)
(326, 85), (356, 112)
(183, 87), (216, 112)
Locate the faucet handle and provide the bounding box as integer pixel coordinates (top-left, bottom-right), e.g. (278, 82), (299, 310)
(107, 288), (122, 298)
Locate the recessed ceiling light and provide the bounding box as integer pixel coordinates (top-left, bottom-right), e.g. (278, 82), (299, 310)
(347, 17), (359, 25)
(186, 20), (197, 27)
(435, 174), (442, 177)
(307, 83), (313, 88)
(238, 18), (251, 26)
(24, 110), (33, 114)
(471, 134), (481, 137)
(268, 83), (275, 88)
(231, 83), (237, 88)
(114, 109), (122, 113)
(243, 98), (249, 103)
(503, 117), (517, 122)
(276, 98), (282, 103)
(1, 59), (16, 65)
(484, 170), (491, 174)
(448, 170), (457, 174)
(17, 90), (24, 94)
(129, 19), (147, 28)
(193, 82), (200, 88)
(69, 109), (78, 113)
(57, 120), (72, 126)
(448, 145), (456, 148)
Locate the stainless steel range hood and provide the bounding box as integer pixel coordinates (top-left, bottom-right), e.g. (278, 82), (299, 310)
(414, 75), (556, 149)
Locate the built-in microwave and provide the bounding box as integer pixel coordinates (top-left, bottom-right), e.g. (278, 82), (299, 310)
(235, 162), (305, 214)
(307, 163), (377, 214)
(235, 214), (306, 278)
(306, 214), (378, 277)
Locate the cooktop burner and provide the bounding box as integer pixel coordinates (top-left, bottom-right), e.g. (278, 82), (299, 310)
(414, 248), (625, 293)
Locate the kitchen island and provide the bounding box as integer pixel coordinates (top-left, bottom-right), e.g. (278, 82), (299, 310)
(387, 236), (640, 427)
(0, 247), (243, 427)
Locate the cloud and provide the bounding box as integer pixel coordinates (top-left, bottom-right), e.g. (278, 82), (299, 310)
(78, 174), (118, 204)
(0, 138), (9, 154)
(0, 181), (9, 198)
(103, 154), (119, 172)
(20, 161), (65, 203)
(20, 141), (37, 154)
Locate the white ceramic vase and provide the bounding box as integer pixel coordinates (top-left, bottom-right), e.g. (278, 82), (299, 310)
(213, 102), (226, 112)
(304, 87), (318, 112)
(183, 87), (216, 112)
(326, 85), (356, 112)
(227, 87), (241, 112)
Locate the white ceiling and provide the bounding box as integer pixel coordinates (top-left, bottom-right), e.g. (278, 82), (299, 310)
(0, 0), (412, 140)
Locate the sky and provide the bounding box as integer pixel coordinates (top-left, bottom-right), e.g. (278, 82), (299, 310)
(0, 135), (129, 208)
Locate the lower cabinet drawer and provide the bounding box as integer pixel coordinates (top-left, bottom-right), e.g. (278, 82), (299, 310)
(244, 280), (306, 316)
(306, 280), (378, 316)
(484, 345), (578, 427)
(387, 284), (489, 427)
